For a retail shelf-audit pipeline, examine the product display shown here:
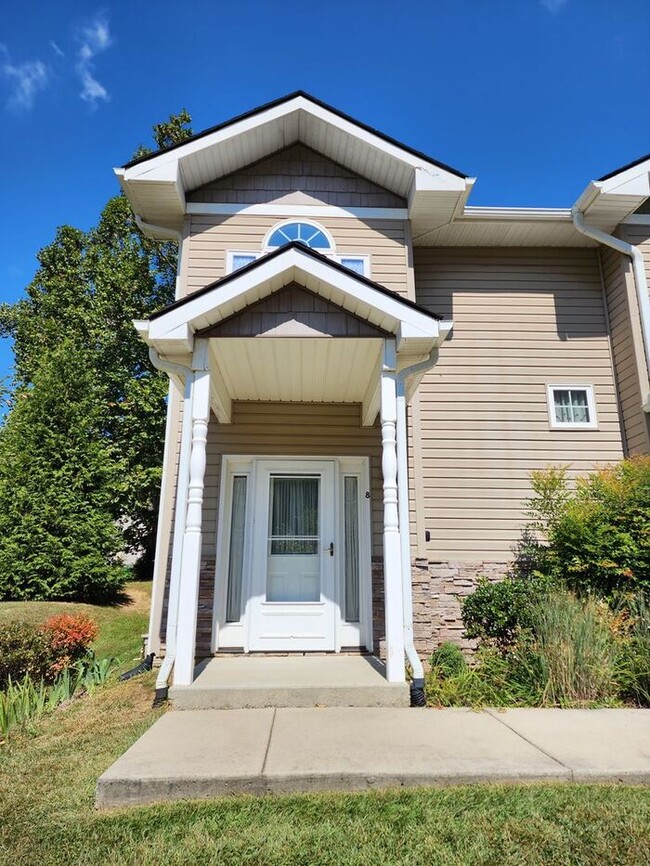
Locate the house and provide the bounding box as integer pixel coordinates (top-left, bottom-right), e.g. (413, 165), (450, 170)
(117, 92), (650, 703)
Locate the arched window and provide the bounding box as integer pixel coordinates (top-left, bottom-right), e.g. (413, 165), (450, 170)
(264, 221), (334, 251)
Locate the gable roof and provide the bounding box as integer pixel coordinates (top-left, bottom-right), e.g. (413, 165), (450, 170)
(598, 152), (650, 182)
(122, 90), (468, 178)
(116, 92), (475, 240)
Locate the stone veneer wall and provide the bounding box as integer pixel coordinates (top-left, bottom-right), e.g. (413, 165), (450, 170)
(371, 559), (507, 661)
(193, 557), (508, 660)
(412, 559), (507, 657)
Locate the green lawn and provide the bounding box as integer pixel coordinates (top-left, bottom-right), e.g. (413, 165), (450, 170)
(1, 586), (649, 865)
(0, 581), (151, 664)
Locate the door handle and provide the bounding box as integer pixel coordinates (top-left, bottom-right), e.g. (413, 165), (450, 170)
(327, 542), (334, 557)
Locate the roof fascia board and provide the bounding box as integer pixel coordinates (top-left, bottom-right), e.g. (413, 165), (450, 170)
(148, 246), (441, 342)
(598, 152), (650, 182)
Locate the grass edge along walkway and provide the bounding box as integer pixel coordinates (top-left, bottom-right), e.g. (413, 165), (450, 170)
(1, 674), (649, 866)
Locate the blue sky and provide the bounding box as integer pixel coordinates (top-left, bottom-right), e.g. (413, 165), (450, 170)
(1, 0), (649, 382)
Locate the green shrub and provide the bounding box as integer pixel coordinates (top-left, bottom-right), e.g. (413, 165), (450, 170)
(0, 622), (52, 689)
(528, 591), (619, 707)
(429, 642), (467, 678)
(529, 457), (650, 599)
(462, 578), (528, 648)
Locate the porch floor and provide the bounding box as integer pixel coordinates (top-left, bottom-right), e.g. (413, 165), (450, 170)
(169, 655), (410, 709)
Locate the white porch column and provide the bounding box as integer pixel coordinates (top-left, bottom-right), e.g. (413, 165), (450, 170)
(173, 339), (211, 686)
(380, 339), (406, 683)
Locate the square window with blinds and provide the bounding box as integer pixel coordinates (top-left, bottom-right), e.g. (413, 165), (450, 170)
(547, 385), (597, 429)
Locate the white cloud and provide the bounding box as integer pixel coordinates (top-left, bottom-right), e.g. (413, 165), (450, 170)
(50, 40), (65, 59)
(0, 45), (49, 110)
(75, 15), (111, 104)
(540, 0), (569, 11)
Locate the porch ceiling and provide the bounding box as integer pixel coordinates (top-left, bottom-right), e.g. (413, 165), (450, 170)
(210, 337), (383, 407)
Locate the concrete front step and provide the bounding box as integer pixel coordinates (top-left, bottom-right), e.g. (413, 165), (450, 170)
(168, 656), (410, 709)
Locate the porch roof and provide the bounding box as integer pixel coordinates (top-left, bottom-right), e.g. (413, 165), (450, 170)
(136, 242), (451, 356)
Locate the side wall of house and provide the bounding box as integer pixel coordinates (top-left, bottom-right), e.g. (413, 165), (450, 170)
(413, 246), (625, 560)
(410, 246), (625, 651)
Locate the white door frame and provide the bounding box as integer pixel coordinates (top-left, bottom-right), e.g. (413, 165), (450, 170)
(212, 455), (373, 653)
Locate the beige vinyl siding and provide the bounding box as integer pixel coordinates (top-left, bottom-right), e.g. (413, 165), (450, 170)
(201, 402), (383, 561)
(185, 214), (410, 297)
(187, 144), (406, 209)
(413, 247), (625, 561)
(601, 242), (650, 455)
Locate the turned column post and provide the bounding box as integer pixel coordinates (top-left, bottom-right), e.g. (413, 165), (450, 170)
(380, 339), (405, 683)
(173, 339), (211, 687)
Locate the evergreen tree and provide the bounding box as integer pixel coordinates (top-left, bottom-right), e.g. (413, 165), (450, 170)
(0, 111), (193, 601)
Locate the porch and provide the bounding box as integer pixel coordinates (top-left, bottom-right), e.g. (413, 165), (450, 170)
(138, 243), (451, 694)
(169, 655), (409, 709)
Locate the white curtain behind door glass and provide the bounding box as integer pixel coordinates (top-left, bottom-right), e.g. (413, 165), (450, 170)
(270, 477), (319, 555)
(226, 476), (247, 622)
(344, 476), (360, 622)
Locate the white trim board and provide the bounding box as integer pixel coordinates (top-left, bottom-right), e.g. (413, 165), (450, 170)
(186, 202), (409, 220)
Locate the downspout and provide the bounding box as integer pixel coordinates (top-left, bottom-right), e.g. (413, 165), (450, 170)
(396, 347), (441, 706)
(571, 206), (650, 409)
(147, 346), (193, 705)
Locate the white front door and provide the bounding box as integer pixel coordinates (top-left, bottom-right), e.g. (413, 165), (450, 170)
(248, 460), (336, 651)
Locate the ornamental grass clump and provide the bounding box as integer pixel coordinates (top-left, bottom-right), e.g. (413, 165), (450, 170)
(528, 592), (619, 707)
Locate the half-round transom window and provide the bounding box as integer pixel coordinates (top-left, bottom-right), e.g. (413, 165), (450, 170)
(266, 221), (333, 251)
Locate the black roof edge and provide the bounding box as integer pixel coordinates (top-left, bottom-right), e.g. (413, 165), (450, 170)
(148, 241), (443, 322)
(598, 151), (650, 182)
(122, 90), (469, 179)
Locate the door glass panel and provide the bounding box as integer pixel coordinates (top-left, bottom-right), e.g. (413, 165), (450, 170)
(343, 476), (360, 621)
(226, 476), (247, 622)
(267, 476), (320, 602)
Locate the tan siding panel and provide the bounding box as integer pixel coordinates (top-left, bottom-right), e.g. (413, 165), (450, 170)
(185, 214), (410, 297)
(601, 238), (650, 455)
(413, 247), (625, 561)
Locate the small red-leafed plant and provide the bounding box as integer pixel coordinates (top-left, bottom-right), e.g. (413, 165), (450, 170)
(42, 614), (98, 675)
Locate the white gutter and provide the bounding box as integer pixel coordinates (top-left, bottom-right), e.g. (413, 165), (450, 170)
(571, 206), (650, 410)
(135, 215), (182, 242)
(147, 346), (193, 698)
(395, 345), (444, 701)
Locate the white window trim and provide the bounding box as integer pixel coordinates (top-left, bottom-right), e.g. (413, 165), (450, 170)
(225, 250), (260, 273)
(335, 253), (371, 279)
(547, 384), (598, 430)
(226, 248), (370, 277)
(262, 218), (336, 253)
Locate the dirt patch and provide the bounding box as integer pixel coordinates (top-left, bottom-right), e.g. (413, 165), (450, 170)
(118, 582), (152, 614)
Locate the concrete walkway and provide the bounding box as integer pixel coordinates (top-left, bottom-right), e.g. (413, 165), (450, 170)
(96, 707), (650, 808)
